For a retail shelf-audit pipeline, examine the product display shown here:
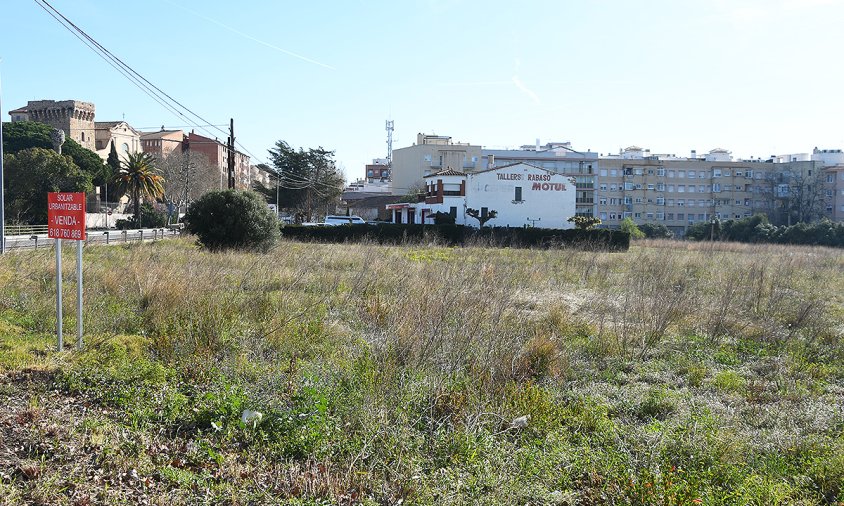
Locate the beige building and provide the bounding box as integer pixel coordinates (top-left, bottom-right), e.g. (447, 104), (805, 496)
(391, 133), (482, 194)
(95, 121), (142, 161)
(9, 100), (96, 150)
(187, 131), (251, 190)
(141, 129), (185, 161)
(596, 147), (832, 234)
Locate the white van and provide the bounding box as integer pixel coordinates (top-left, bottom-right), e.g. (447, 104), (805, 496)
(323, 215), (366, 226)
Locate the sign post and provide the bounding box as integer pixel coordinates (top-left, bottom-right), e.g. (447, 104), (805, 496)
(48, 192), (86, 351)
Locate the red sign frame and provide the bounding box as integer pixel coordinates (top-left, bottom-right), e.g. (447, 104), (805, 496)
(48, 192), (87, 240)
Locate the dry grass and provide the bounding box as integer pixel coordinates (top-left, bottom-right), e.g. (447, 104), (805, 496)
(0, 237), (842, 504)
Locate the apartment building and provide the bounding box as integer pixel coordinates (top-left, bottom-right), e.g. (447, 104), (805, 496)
(390, 133), (482, 193)
(141, 129), (185, 160)
(596, 147), (828, 235)
(187, 131), (251, 190)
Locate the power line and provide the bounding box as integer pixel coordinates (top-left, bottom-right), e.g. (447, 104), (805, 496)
(34, 0), (226, 142)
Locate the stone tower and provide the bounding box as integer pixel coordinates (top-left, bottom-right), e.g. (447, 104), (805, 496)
(24, 100), (96, 151)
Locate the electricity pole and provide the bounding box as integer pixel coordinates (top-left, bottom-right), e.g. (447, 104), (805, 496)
(226, 118), (235, 189)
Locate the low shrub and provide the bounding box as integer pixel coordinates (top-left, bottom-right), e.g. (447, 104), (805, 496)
(280, 223), (630, 251)
(184, 190), (280, 251)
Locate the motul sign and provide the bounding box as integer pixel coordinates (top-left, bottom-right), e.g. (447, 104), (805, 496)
(48, 192), (86, 240)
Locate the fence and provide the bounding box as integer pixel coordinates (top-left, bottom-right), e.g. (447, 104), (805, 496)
(3, 225), (49, 236)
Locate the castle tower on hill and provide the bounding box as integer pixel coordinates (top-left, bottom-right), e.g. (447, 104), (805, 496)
(22, 100), (96, 151)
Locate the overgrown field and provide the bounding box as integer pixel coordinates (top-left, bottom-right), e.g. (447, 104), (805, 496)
(1, 238), (842, 505)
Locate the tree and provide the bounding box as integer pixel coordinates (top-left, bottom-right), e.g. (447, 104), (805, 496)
(2, 120), (110, 185)
(2, 121), (53, 153)
(112, 151), (165, 227)
(267, 141), (344, 221)
(62, 138), (110, 186)
(107, 141), (121, 177)
(159, 150), (218, 224)
(567, 216), (602, 230)
(184, 190), (280, 251)
(619, 217), (645, 239)
(639, 223), (674, 239)
(466, 208), (497, 228)
(766, 167), (828, 226)
(3, 147), (93, 224)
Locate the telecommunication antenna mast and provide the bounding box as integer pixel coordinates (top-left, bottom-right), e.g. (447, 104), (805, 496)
(385, 119), (394, 167)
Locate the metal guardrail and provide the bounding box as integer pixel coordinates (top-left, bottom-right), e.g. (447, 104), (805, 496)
(3, 225), (49, 236)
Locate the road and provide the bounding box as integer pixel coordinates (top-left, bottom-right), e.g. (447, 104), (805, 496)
(2, 228), (181, 252)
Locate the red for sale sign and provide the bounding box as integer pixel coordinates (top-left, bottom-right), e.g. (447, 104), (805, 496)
(48, 192), (87, 240)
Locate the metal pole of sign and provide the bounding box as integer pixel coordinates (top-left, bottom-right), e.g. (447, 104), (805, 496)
(0, 59), (6, 255)
(76, 240), (83, 349)
(56, 239), (63, 351)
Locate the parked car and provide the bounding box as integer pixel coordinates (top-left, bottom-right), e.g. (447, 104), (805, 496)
(323, 215), (366, 226)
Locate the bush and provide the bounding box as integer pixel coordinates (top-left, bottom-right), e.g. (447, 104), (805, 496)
(184, 190), (280, 251)
(280, 223), (630, 251)
(619, 217), (645, 239)
(639, 223), (674, 239)
(115, 202), (166, 229)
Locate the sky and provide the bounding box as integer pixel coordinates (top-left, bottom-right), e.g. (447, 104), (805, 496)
(2, 0), (843, 181)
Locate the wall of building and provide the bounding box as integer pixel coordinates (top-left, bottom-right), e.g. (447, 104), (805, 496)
(391, 134), (482, 194)
(23, 100), (96, 150)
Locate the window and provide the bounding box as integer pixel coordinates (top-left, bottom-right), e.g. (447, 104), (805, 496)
(698, 200), (706, 207)
(634, 213), (642, 218)
(514, 186), (522, 202)
(610, 184), (617, 191)
(678, 185), (685, 193)
(699, 171), (707, 179)
(635, 168), (643, 175)
(600, 212), (608, 220)
(688, 200), (696, 207)
(677, 213), (684, 220)
(723, 170), (730, 177)
(610, 169), (617, 177)
(600, 169), (608, 177)
(688, 170), (696, 178)
(735, 171), (743, 177)
(635, 197), (643, 204)
(623, 212), (632, 219)
(698, 185), (706, 192)
(668, 170), (675, 178)
(599, 184), (608, 191)
(646, 212), (654, 219)
(677, 199), (685, 207)
(81, 132), (85, 142)
(827, 174), (835, 183)
(668, 184), (675, 192)
(688, 185), (696, 193)
(647, 184), (655, 190)
(449, 206), (457, 218)
(647, 169), (654, 175)
(599, 197), (607, 205)
(657, 169), (665, 177)
(610, 198), (618, 205)
(678, 170), (686, 178)
(656, 212), (665, 220)
(610, 213), (618, 220)
(624, 182), (634, 190)
(122, 143), (129, 154)
(635, 183), (643, 190)
(624, 196), (632, 205)
(656, 183), (665, 191)
(667, 213), (674, 220)
(713, 169), (721, 177)
(667, 199), (674, 206)
(712, 183), (721, 192)
(656, 197), (665, 206)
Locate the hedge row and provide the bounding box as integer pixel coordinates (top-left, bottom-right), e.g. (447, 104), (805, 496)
(280, 224), (629, 251)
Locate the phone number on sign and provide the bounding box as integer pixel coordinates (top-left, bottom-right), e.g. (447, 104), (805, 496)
(50, 228), (83, 239)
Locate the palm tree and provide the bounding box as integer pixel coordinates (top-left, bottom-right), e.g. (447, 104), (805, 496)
(113, 151), (165, 227)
